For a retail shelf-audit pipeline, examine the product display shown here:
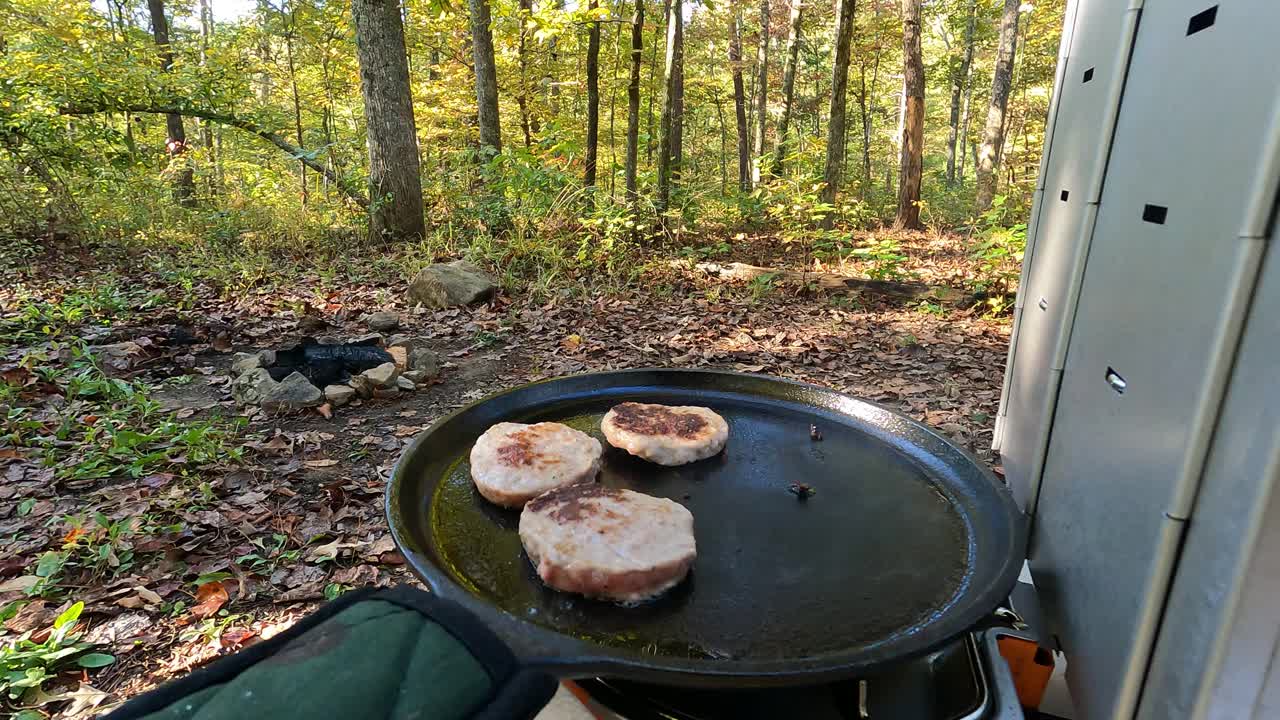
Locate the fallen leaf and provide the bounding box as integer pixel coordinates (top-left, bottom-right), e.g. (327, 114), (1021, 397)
(0, 449), (25, 460)
(191, 581), (230, 619)
(393, 425), (422, 437)
(315, 403), (333, 420)
(219, 628), (258, 648)
(303, 459), (338, 468)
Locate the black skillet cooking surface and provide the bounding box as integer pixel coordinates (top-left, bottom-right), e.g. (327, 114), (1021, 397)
(387, 369), (1023, 687)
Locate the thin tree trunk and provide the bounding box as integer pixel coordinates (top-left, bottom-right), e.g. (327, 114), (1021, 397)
(645, 0), (663, 164)
(770, 0), (803, 177)
(656, 0), (683, 211)
(714, 93), (728, 194)
(751, 0), (771, 185)
(956, 75), (973, 181)
(585, 0), (601, 188)
(145, 0), (196, 206)
(625, 0), (644, 209)
(352, 0), (426, 240)
(517, 0), (533, 148)
(975, 0), (1020, 212)
(819, 0), (855, 228)
(729, 10), (751, 193)
(945, 0), (976, 184)
(894, 0), (924, 229)
(283, 6), (308, 207)
(468, 0), (502, 155)
(195, 0), (213, 193)
(609, 23), (622, 198)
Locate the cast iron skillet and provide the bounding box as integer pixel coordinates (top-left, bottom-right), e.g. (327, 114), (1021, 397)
(387, 369), (1024, 688)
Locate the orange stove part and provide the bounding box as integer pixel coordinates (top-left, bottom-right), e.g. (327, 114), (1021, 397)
(997, 635), (1055, 710)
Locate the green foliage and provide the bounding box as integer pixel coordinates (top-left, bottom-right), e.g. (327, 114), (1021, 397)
(850, 236), (911, 281)
(969, 195), (1027, 313)
(1, 602), (114, 708)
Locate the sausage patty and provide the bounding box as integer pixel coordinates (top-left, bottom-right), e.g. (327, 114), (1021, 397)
(469, 422), (603, 508)
(600, 402), (729, 466)
(519, 484), (696, 604)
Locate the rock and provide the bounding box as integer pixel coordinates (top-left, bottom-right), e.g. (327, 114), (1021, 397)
(231, 368), (280, 405)
(386, 333), (411, 348)
(373, 387), (402, 399)
(407, 260), (496, 308)
(324, 384), (356, 407)
(347, 374), (374, 398)
(366, 311), (400, 332)
(231, 350), (275, 375)
(396, 376), (416, 391)
(362, 362), (400, 388)
(408, 348), (442, 379)
(402, 370), (428, 383)
(260, 372), (323, 412)
(349, 333), (384, 346)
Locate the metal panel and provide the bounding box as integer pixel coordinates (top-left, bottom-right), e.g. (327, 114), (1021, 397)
(997, 1), (1135, 512)
(1030, 3), (1280, 718)
(1136, 94), (1280, 720)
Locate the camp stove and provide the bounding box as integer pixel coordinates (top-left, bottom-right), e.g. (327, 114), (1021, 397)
(565, 629), (1030, 720)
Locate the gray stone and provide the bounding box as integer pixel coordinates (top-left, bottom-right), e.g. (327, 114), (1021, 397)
(386, 333), (411, 348)
(324, 384), (356, 407)
(407, 260), (496, 308)
(230, 352), (260, 374)
(362, 362), (400, 388)
(260, 372), (323, 412)
(347, 374), (374, 398)
(402, 370), (428, 383)
(231, 368), (279, 405)
(366, 311), (401, 332)
(372, 387), (402, 399)
(408, 348), (442, 378)
(396, 376), (416, 391)
(349, 333), (384, 346)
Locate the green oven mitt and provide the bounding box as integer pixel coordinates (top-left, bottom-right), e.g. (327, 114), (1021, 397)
(104, 586), (557, 720)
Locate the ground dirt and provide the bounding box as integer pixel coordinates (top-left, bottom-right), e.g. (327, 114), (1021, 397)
(0, 232), (1011, 718)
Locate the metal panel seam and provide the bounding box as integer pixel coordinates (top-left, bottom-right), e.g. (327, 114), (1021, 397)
(1167, 237), (1268, 520)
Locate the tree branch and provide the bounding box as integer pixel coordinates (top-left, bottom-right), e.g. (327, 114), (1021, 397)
(60, 103), (369, 208)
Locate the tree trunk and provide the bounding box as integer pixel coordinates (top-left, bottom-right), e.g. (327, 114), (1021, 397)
(729, 10), (751, 193)
(656, 0), (683, 211)
(283, 7), (308, 207)
(585, 0), (601, 188)
(819, 0), (855, 228)
(750, 0), (770, 185)
(646, 0), (663, 164)
(975, 0), (1020, 212)
(198, 0), (215, 175)
(517, 0), (533, 148)
(468, 0), (502, 155)
(625, 0), (644, 207)
(956, 75), (973, 181)
(145, 0), (196, 206)
(945, 0), (976, 185)
(893, 0), (924, 229)
(769, 0), (803, 177)
(352, 0), (426, 241)
(713, 93), (728, 194)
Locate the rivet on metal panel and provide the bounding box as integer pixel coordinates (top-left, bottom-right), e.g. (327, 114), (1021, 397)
(1082, 67), (1094, 83)
(1186, 6), (1217, 36)
(1038, 297), (1048, 311)
(1106, 367), (1127, 395)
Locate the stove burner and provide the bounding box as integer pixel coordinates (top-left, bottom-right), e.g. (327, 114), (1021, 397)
(573, 634), (990, 720)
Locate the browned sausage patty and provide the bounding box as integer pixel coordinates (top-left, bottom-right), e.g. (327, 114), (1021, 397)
(601, 402), (728, 465)
(469, 422), (603, 508)
(519, 484), (696, 604)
